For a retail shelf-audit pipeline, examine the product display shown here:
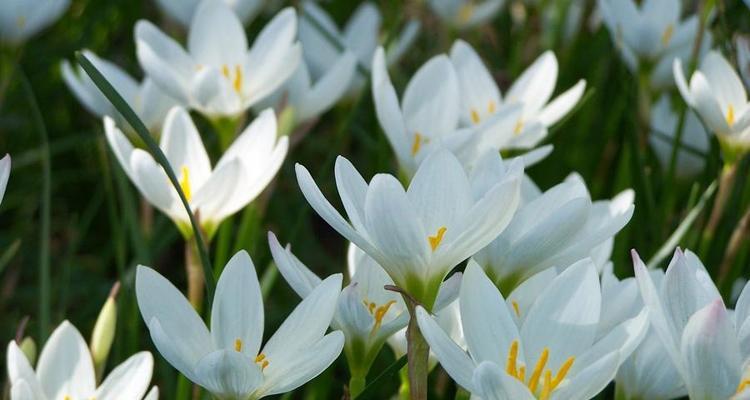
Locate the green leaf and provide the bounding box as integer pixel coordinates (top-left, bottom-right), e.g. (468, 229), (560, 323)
(353, 355), (407, 400)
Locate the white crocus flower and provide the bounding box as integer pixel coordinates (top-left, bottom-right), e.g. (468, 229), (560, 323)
(450, 40), (586, 151)
(0, 0), (69, 44)
(417, 260), (648, 400)
(136, 251), (345, 400)
(372, 48), (477, 177)
(599, 0), (708, 88)
(6, 321), (157, 400)
(473, 170), (634, 293)
(105, 107), (287, 238)
(597, 264), (686, 400)
(428, 0), (505, 30)
(649, 95), (709, 179)
(153, 0), (264, 28)
(299, 1), (420, 96)
(135, 1), (302, 119)
(61, 50), (177, 135)
(633, 248), (750, 400)
(254, 53), (357, 128)
(675, 51), (750, 158)
(296, 149), (523, 309)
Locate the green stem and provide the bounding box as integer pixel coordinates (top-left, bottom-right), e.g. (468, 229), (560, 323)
(405, 302), (429, 400)
(614, 383), (629, 400)
(186, 238), (205, 313)
(704, 163), (737, 243)
(398, 367), (410, 400)
(349, 374), (366, 399)
(454, 387), (471, 400)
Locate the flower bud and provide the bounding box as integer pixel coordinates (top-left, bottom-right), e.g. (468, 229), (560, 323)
(91, 282), (119, 379)
(19, 337), (37, 365)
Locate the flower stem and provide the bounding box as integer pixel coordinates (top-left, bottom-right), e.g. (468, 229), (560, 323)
(704, 163), (737, 241)
(398, 366), (410, 400)
(718, 204), (750, 287)
(348, 374), (366, 399)
(405, 304), (429, 400)
(185, 238), (205, 312)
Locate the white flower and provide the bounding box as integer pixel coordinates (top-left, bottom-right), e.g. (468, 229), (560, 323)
(450, 40), (586, 152)
(295, 149), (523, 308)
(254, 53), (357, 127)
(428, 0), (505, 30)
(648, 95), (709, 179)
(136, 250), (344, 400)
(0, 0), (69, 44)
(135, 1), (301, 118)
(299, 1), (419, 96)
(417, 260), (648, 400)
(599, 0), (709, 88)
(473, 170), (633, 292)
(61, 50), (177, 135)
(6, 321), (157, 400)
(153, 0), (264, 28)
(372, 48), (477, 177)
(675, 51), (750, 156)
(633, 248), (750, 400)
(270, 237), (461, 376)
(105, 107), (287, 238)
(598, 264), (686, 400)
(0, 154), (10, 206)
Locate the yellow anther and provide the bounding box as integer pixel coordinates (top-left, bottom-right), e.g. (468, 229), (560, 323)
(458, 3), (475, 23)
(64, 396), (71, 400)
(179, 166), (192, 202)
(738, 379), (750, 393)
(528, 348), (549, 393)
(255, 353), (269, 370)
(233, 65), (243, 92)
(488, 100), (496, 114)
(518, 365), (526, 382)
(221, 65), (230, 78)
(513, 119), (524, 136)
(539, 370), (553, 400)
(374, 301), (397, 324)
(234, 338), (243, 352)
(727, 104), (736, 126)
(428, 226), (447, 251)
(511, 301), (521, 317)
(551, 356), (575, 389)
(661, 24), (674, 46)
(471, 109), (481, 124)
(411, 133), (426, 156)
(506, 340), (519, 377)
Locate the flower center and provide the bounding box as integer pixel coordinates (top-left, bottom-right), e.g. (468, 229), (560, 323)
(428, 226), (447, 251)
(470, 101), (497, 124)
(513, 119), (524, 136)
(727, 104), (735, 126)
(179, 166), (192, 202)
(661, 24), (674, 47)
(255, 353), (269, 370)
(505, 340), (575, 399)
(221, 64), (243, 93)
(411, 132), (429, 156)
(363, 299), (398, 334)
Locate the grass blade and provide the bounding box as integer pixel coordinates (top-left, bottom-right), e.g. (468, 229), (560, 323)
(75, 52), (216, 302)
(353, 355), (408, 400)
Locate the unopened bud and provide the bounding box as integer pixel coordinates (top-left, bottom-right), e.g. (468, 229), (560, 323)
(91, 282), (119, 378)
(277, 106), (297, 138)
(19, 337), (36, 365)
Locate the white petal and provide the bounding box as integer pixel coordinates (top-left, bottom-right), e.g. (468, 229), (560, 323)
(129, 150), (180, 221)
(159, 107), (211, 188)
(0, 154), (10, 205)
(402, 55), (460, 140)
(371, 47), (411, 167)
(103, 117), (135, 180)
(10, 381), (35, 400)
(190, 159), (242, 224)
(416, 306), (476, 391)
(298, 52), (357, 121)
(334, 156), (369, 233)
(135, 20), (193, 104)
(472, 361), (535, 400)
(187, 0), (247, 66)
(193, 349), (263, 399)
(537, 79), (586, 126)
(506, 51), (558, 114)
(449, 40), (502, 126)
(6, 342), (45, 398)
(268, 232), (323, 298)
(36, 321), (95, 399)
(95, 352), (153, 400)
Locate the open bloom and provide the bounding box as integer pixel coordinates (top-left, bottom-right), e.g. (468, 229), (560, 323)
(105, 107), (287, 238)
(633, 249), (750, 400)
(136, 251), (344, 400)
(61, 50), (177, 135)
(6, 321), (157, 400)
(299, 1), (419, 96)
(372, 48), (477, 177)
(473, 170), (634, 293)
(599, 0), (709, 88)
(153, 0), (264, 28)
(254, 53), (357, 128)
(296, 149), (522, 308)
(428, 0), (504, 30)
(649, 95), (709, 179)
(0, 0), (69, 44)
(450, 40), (586, 152)
(675, 51), (750, 158)
(136, 1), (301, 118)
(417, 260), (648, 400)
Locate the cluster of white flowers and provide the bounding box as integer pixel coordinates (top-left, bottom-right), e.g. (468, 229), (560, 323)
(3, 0), (750, 399)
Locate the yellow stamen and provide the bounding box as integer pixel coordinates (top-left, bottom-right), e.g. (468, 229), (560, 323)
(428, 226), (447, 251)
(661, 24), (674, 46)
(411, 133), (425, 156)
(539, 370), (553, 400)
(488, 100), (496, 114)
(471, 109), (480, 124)
(458, 3), (475, 23)
(234, 338), (243, 352)
(511, 300), (521, 317)
(513, 119), (524, 136)
(528, 348), (549, 393)
(738, 379), (750, 394)
(233, 65), (243, 92)
(179, 166), (192, 202)
(727, 104), (735, 126)
(505, 340), (519, 377)
(255, 353), (269, 370)
(372, 300), (397, 333)
(221, 65), (230, 78)
(551, 356), (575, 388)
(518, 365), (526, 382)
(64, 397), (71, 400)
